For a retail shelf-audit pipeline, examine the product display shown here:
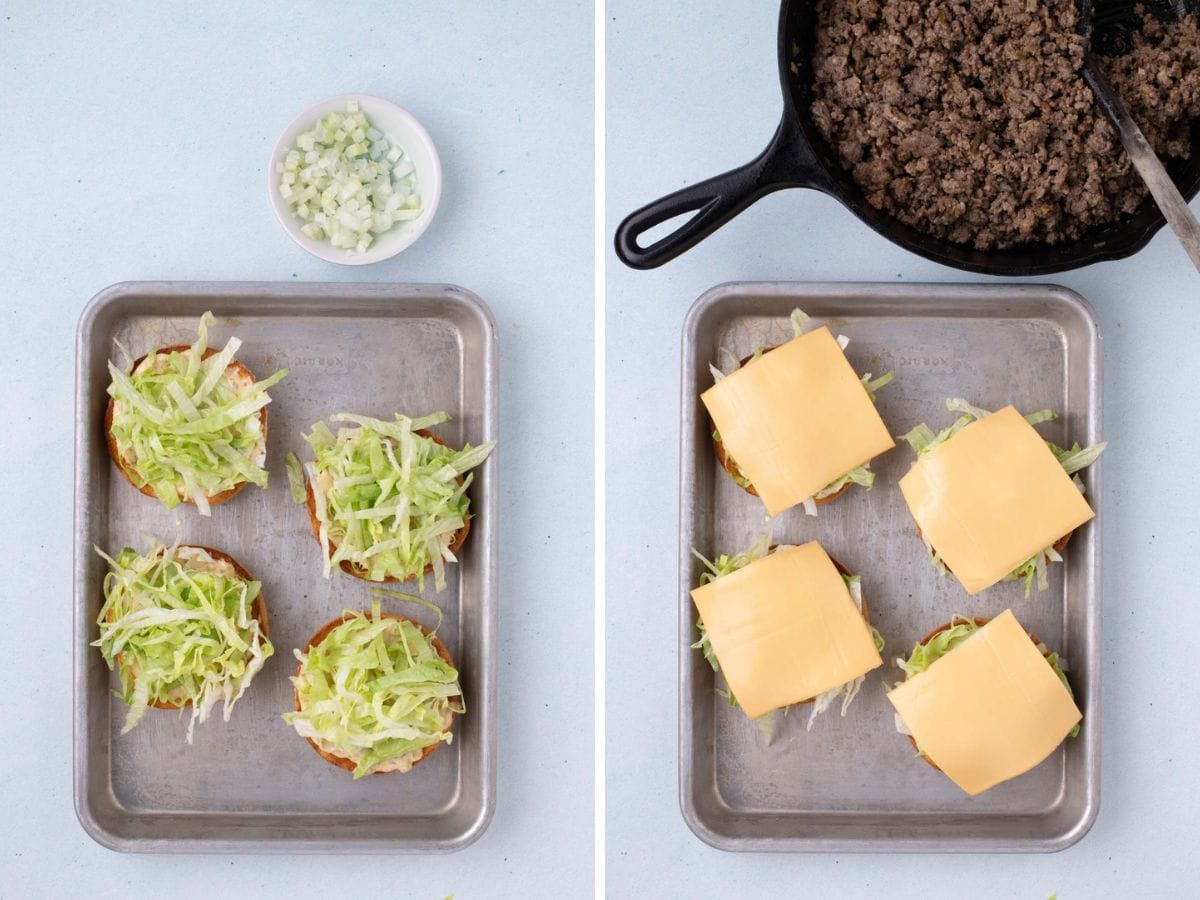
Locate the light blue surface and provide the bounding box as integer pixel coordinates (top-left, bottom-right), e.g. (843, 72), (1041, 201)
(0, 3), (592, 896)
(607, 2), (1200, 896)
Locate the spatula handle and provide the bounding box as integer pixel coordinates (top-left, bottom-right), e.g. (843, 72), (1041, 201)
(1084, 57), (1200, 275)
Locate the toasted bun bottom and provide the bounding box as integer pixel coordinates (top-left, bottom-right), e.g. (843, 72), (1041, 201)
(113, 545), (269, 711)
(105, 345), (267, 506)
(294, 612), (458, 775)
(905, 616), (1049, 771)
(303, 428), (471, 583)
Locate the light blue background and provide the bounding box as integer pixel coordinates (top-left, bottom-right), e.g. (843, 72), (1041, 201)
(0, 2), (593, 897)
(607, 2), (1199, 897)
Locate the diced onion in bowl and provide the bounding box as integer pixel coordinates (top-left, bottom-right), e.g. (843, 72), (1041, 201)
(277, 102), (422, 253)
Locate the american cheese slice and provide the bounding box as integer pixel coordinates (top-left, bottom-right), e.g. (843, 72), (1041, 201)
(701, 327), (895, 516)
(898, 405), (1095, 595)
(887, 610), (1081, 796)
(690, 542), (883, 719)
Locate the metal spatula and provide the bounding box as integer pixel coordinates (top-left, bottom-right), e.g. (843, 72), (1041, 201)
(1081, 0), (1200, 272)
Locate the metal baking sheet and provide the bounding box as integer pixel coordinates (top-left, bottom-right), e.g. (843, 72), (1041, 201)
(74, 281), (497, 853)
(680, 282), (1101, 852)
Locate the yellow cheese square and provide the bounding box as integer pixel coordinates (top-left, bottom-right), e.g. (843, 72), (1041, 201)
(701, 327), (895, 516)
(898, 405), (1095, 595)
(887, 610), (1082, 796)
(690, 542), (883, 719)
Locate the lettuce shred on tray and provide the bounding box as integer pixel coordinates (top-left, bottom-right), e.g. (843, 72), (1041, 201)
(92, 542), (273, 742)
(894, 616), (1079, 739)
(106, 311), (287, 514)
(283, 601), (463, 778)
(303, 412), (495, 590)
(902, 398), (1107, 595)
(284, 451), (307, 504)
(709, 308), (894, 516)
(690, 536), (883, 734)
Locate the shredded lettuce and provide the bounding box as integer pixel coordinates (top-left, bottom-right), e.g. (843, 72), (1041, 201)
(691, 537), (878, 727)
(807, 674), (865, 730)
(368, 587), (445, 632)
(285, 451), (307, 504)
(1004, 543), (1065, 596)
(1050, 440), (1108, 475)
(903, 399), (1106, 591)
(901, 415), (973, 457)
(900, 398), (1038, 457)
(283, 602), (462, 778)
(106, 312), (287, 512)
(304, 412), (494, 590)
(692, 534), (773, 587)
(92, 542), (273, 741)
(895, 618), (980, 679)
(815, 464), (876, 499)
(789, 308), (810, 336)
(861, 371), (894, 398)
(895, 616), (1080, 738)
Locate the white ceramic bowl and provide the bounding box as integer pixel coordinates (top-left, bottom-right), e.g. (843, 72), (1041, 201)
(268, 94), (442, 266)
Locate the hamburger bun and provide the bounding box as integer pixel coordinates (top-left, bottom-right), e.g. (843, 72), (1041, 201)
(294, 612), (458, 775)
(710, 347), (857, 507)
(303, 429), (471, 582)
(105, 345), (268, 507)
(111, 544), (269, 710)
(904, 616), (1053, 770)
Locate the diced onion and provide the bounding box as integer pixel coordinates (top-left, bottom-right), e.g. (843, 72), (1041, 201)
(278, 102), (422, 253)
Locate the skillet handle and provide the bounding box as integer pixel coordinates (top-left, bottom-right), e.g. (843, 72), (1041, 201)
(614, 118), (818, 269)
(614, 159), (777, 270)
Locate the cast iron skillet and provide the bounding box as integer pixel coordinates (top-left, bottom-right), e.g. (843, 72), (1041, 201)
(615, 0), (1200, 274)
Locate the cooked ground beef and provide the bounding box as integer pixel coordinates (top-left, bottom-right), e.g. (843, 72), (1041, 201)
(809, 2), (1200, 250)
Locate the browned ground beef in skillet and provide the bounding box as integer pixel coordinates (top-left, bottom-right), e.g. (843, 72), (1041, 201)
(809, 2), (1200, 250)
